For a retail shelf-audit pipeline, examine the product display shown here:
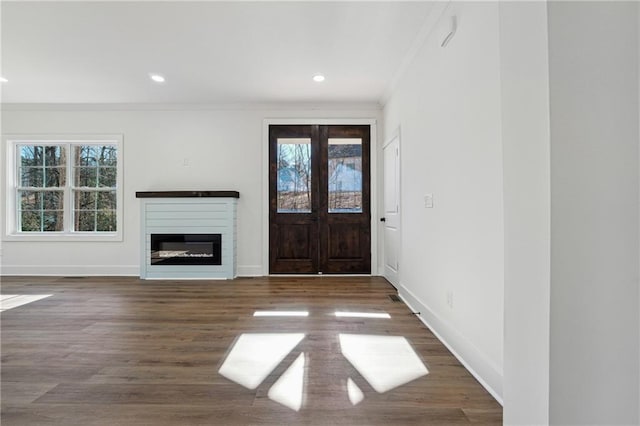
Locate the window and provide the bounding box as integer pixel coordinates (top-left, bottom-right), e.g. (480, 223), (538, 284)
(4, 135), (123, 241)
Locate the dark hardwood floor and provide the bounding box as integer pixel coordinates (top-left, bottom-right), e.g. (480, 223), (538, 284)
(1, 276), (502, 425)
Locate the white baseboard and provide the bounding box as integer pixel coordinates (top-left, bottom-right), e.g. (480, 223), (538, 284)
(237, 265), (263, 277)
(398, 284), (504, 405)
(1, 264), (268, 277)
(0, 265), (139, 276)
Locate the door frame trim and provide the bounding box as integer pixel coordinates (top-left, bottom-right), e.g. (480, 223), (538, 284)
(262, 118), (378, 276)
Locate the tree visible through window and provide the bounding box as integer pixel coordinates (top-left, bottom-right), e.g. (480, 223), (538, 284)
(328, 138), (362, 213)
(16, 142), (119, 233)
(277, 139), (312, 213)
(19, 145), (66, 231)
(73, 145), (117, 232)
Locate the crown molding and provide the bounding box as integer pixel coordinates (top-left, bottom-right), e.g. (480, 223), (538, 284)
(0, 102), (382, 112)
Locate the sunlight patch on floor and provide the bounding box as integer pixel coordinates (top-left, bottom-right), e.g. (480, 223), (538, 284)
(254, 311), (309, 317)
(339, 334), (428, 393)
(334, 311), (390, 319)
(218, 333), (305, 389)
(268, 352), (306, 411)
(347, 377), (364, 405)
(0, 294), (52, 312)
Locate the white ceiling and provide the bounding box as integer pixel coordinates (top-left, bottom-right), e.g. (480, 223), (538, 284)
(0, 1), (434, 105)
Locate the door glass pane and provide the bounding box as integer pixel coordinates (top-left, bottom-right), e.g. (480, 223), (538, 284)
(328, 138), (362, 213)
(277, 138), (312, 213)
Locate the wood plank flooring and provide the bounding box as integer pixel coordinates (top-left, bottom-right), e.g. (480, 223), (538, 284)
(0, 276), (502, 425)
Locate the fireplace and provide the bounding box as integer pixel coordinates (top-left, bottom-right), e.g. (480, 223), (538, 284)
(151, 234), (221, 265)
(136, 191), (239, 279)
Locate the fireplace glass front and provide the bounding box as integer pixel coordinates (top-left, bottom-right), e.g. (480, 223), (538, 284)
(151, 234), (221, 265)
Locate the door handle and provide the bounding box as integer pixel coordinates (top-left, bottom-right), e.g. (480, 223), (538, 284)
(380, 217), (386, 222)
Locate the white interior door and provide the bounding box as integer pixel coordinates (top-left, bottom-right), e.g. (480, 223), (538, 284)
(382, 134), (400, 286)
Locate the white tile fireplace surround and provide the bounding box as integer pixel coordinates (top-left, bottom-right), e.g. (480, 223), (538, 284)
(136, 191), (239, 279)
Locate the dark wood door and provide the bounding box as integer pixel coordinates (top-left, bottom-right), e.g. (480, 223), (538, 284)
(269, 125), (319, 273)
(269, 125), (371, 274)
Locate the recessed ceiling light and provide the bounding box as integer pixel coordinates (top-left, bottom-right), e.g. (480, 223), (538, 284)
(149, 73), (165, 83)
(313, 74), (325, 83)
(0, 77), (8, 83)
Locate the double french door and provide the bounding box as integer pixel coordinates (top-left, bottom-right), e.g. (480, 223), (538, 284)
(269, 125), (371, 274)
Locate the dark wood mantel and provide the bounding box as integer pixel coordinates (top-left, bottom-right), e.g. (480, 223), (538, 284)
(135, 191), (240, 198)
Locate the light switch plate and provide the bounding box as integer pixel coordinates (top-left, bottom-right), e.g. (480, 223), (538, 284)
(424, 194), (434, 208)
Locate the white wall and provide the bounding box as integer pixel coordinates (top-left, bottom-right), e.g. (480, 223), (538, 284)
(0, 104), (381, 276)
(383, 2), (505, 400)
(548, 2), (639, 424)
(499, 2), (551, 424)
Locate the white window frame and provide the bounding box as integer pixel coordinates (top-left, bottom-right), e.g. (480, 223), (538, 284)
(2, 134), (124, 241)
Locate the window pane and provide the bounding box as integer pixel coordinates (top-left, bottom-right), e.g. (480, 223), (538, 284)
(44, 167), (66, 187)
(75, 191), (97, 210)
(97, 145), (117, 166)
(98, 167), (117, 187)
(20, 211), (41, 232)
(75, 146), (98, 166)
(43, 211), (64, 231)
(20, 191), (42, 210)
(20, 146), (43, 167)
(44, 146), (66, 167)
(328, 138), (362, 213)
(97, 211), (116, 231)
(75, 211), (96, 231)
(20, 167), (44, 187)
(97, 191), (117, 210)
(43, 191), (64, 210)
(75, 167), (98, 187)
(277, 138), (312, 213)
